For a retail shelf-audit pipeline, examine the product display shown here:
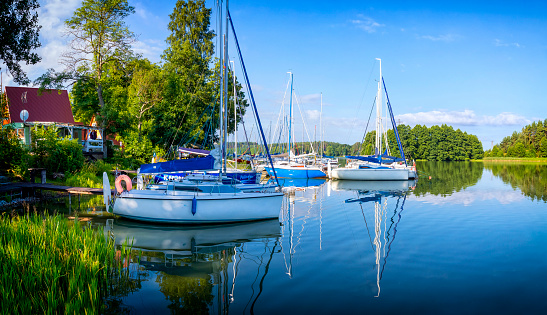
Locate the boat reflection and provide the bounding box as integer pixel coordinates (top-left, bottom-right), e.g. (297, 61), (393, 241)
(105, 219), (281, 313)
(332, 180), (412, 297)
(280, 177), (326, 188)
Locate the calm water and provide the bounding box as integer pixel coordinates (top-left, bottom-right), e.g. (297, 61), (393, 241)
(17, 162), (547, 314)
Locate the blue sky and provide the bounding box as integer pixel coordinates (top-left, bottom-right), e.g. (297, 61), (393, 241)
(7, 0), (547, 149)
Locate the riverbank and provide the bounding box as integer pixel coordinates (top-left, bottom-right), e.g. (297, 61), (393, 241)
(482, 157), (547, 163)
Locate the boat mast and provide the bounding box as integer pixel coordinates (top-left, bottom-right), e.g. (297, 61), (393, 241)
(218, 1), (224, 178)
(231, 60), (237, 170)
(223, 0), (229, 174)
(375, 58), (382, 156)
(288, 72), (293, 162)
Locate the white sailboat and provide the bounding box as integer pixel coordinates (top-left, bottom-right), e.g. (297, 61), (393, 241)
(264, 72), (326, 178)
(330, 59), (416, 181)
(105, 2), (283, 224)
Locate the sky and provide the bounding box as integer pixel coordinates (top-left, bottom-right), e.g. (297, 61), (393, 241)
(4, 0), (547, 150)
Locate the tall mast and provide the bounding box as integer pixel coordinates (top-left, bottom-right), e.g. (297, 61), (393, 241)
(218, 2), (224, 177)
(375, 58), (382, 155)
(223, 0), (229, 173)
(231, 60), (237, 169)
(288, 72), (293, 162)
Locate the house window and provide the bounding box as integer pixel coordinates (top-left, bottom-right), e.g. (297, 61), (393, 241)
(17, 128), (24, 140)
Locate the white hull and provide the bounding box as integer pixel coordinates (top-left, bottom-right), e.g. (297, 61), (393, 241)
(330, 167), (409, 180)
(331, 179), (412, 192)
(113, 190), (283, 224)
(106, 219), (281, 250)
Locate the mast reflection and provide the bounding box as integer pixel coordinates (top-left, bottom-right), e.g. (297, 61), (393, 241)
(333, 180), (414, 297)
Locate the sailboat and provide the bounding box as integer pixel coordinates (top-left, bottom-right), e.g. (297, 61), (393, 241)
(104, 2), (283, 224)
(264, 72), (326, 179)
(330, 59), (416, 181)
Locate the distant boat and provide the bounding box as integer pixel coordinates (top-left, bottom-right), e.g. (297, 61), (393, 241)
(330, 59), (416, 181)
(264, 72), (326, 179)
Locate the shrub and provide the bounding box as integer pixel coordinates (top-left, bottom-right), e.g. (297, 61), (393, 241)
(30, 126), (84, 174)
(0, 127), (29, 179)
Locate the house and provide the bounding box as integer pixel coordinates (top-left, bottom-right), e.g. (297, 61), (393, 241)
(1, 86), (117, 151)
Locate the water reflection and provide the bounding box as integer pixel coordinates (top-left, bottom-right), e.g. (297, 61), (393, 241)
(412, 161), (483, 196)
(104, 219), (281, 314)
(485, 163), (547, 202)
(332, 180), (411, 297)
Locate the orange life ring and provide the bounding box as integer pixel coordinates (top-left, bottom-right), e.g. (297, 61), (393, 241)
(115, 175), (132, 193)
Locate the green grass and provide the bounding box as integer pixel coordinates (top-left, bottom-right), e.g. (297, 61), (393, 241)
(0, 213), (132, 314)
(482, 157), (547, 164)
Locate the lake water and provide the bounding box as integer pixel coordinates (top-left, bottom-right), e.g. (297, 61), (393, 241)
(17, 162), (547, 314)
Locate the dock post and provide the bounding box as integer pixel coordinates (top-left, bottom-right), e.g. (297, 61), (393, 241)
(68, 193), (71, 212)
(41, 170), (46, 184)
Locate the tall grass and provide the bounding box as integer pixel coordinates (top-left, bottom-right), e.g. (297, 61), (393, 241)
(0, 213), (132, 313)
(65, 160), (115, 188)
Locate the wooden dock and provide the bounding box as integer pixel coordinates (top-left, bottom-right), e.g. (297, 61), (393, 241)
(0, 182), (112, 195)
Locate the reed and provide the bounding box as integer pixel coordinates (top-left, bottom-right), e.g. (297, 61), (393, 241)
(0, 213), (132, 314)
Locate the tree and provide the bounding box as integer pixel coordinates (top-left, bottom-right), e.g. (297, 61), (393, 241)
(0, 0), (41, 84)
(127, 60), (164, 135)
(35, 0), (136, 158)
(152, 0), (249, 153)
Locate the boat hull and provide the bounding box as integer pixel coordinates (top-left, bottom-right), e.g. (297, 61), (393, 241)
(154, 170), (260, 184)
(330, 167), (409, 180)
(264, 166), (326, 178)
(113, 190), (283, 224)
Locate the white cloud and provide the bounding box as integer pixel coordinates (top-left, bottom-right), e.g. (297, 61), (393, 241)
(350, 15), (384, 33)
(412, 189), (524, 206)
(494, 39), (520, 48)
(306, 109), (321, 121)
(132, 39), (165, 63)
(396, 110), (530, 127)
(419, 34), (459, 42)
(297, 93), (321, 104)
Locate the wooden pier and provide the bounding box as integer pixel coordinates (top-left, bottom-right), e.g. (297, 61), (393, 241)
(0, 182), (112, 195)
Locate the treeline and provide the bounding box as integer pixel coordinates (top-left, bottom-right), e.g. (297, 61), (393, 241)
(485, 119), (547, 158)
(395, 124), (484, 161)
(232, 124), (484, 161)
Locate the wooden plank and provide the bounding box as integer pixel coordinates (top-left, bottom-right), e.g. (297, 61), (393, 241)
(0, 182), (113, 195)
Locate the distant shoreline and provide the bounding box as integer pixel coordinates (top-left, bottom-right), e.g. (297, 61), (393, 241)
(481, 157), (547, 163)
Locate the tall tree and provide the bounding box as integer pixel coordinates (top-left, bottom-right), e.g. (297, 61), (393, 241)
(153, 0), (249, 154)
(35, 0), (135, 158)
(0, 0), (41, 84)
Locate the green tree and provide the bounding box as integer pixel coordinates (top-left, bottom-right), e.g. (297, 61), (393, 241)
(35, 0), (136, 158)
(152, 0), (249, 154)
(0, 0), (41, 84)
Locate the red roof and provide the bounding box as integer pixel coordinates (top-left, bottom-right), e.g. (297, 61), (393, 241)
(5, 86), (75, 124)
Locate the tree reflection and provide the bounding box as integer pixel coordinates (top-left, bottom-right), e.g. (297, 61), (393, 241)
(484, 163), (547, 202)
(412, 161), (483, 196)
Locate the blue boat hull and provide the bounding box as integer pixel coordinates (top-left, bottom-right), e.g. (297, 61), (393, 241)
(264, 166), (326, 178)
(154, 171), (259, 184)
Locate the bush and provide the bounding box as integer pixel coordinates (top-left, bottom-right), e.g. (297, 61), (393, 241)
(114, 131), (165, 169)
(0, 127), (29, 179)
(30, 126), (84, 174)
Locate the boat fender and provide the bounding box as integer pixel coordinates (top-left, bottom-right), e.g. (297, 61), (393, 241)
(191, 196), (197, 215)
(115, 175), (132, 194)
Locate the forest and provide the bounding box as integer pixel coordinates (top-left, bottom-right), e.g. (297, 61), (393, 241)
(484, 119), (547, 158)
